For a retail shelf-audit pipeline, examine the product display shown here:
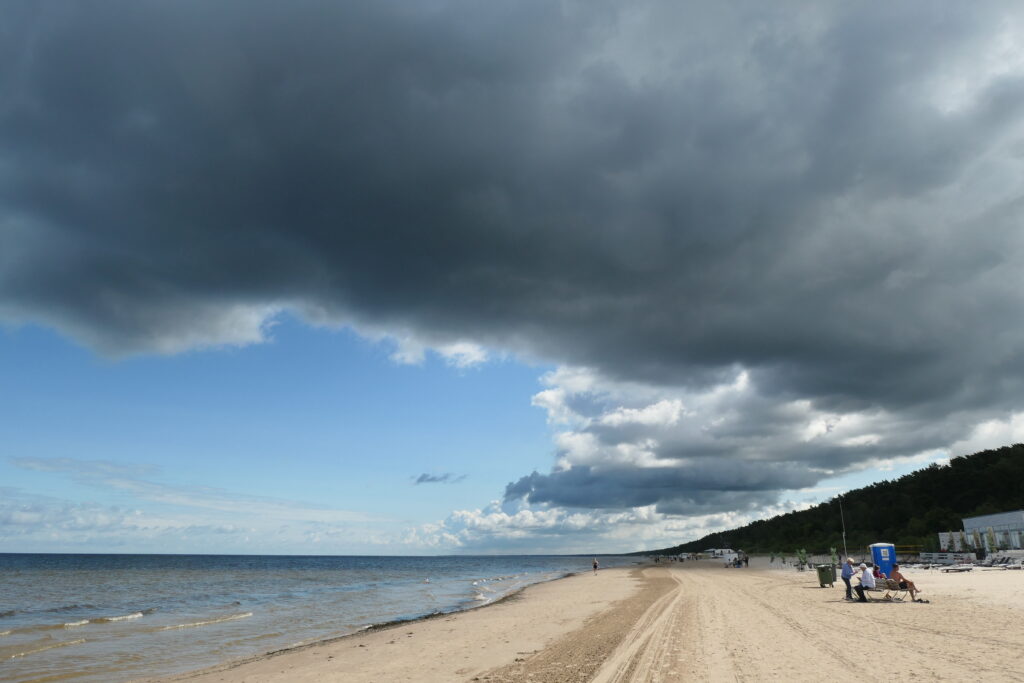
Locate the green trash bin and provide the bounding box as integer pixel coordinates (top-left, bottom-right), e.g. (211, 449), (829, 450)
(816, 564), (834, 588)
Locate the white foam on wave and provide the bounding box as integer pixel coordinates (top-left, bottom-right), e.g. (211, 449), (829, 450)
(7, 638), (86, 659)
(0, 630), (11, 637)
(158, 612), (253, 631)
(103, 612), (143, 622)
(61, 611), (144, 629)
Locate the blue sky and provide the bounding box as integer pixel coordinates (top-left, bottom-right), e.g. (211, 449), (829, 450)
(4, 2), (1024, 554)
(1, 318), (552, 513)
(1, 320), (563, 553)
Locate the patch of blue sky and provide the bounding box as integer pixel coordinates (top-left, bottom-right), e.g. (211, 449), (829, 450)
(0, 318), (555, 529)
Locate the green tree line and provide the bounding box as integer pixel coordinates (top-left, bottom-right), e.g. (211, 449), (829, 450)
(638, 443), (1024, 556)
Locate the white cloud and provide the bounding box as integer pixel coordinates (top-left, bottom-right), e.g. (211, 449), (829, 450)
(347, 327), (489, 368)
(598, 399), (686, 427)
(405, 495), (826, 554)
(389, 335), (427, 365)
(840, 434), (882, 447)
(435, 341), (489, 368)
(949, 412), (1024, 457)
(842, 449), (950, 475)
(1, 459), (391, 553)
(531, 387), (576, 424)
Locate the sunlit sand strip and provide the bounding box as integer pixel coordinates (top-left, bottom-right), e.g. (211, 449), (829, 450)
(7, 638), (86, 660)
(158, 613), (253, 631)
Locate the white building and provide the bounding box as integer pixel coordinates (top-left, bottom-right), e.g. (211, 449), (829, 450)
(939, 510), (1024, 551)
(703, 548), (739, 561)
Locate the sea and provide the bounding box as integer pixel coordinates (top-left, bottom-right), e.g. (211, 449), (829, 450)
(0, 553), (639, 682)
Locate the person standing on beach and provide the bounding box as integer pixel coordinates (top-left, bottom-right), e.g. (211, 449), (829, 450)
(592, 558), (599, 574)
(840, 557), (855, 600)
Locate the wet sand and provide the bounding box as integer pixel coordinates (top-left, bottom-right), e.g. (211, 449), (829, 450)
(153, 559), (1024, 682)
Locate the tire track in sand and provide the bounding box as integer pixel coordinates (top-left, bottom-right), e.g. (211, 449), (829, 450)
(591, 568), (685, 683)
(477, 567), (677, 683)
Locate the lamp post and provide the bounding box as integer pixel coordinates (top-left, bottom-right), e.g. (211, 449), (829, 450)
(839, 495), (848, 558)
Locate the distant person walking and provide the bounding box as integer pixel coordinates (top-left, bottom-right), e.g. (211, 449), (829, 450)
(592, 558), (599, 575)
(840, 557), (855, 600)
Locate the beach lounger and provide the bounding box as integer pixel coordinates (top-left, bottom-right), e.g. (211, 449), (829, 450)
(981, 560), (1009, 571)
(940, 565), (973, 573)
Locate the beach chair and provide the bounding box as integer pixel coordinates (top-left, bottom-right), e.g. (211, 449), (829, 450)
(982, 557), (1010, 570)
(862, 578), (907, 602)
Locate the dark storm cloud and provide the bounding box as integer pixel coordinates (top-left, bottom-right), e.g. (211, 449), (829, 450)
(4, 1), (1024, 517)
(505, 464), (811, 515)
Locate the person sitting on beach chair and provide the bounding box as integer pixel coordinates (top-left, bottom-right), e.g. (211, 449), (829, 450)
(853, 563), (875, 602)
(889, 564), (921, 601)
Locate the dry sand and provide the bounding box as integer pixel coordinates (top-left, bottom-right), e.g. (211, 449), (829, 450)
(155, 559), (1024, 682)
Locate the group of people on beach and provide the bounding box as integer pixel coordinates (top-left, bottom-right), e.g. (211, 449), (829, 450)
(840, 557), (922, 602)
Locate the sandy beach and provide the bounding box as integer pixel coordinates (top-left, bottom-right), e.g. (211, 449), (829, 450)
(156, 559), (1024, 682)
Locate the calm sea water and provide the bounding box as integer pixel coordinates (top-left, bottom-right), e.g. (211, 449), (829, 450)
(0, 553), (638, 682)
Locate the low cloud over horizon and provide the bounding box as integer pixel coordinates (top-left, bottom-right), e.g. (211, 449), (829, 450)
(4, 1), (1024, 550)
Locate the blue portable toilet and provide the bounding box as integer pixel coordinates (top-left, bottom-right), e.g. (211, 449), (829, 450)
(870, 543), (896, 577)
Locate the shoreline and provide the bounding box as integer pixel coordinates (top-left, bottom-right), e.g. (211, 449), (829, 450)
(150, 558), (1024, 682)
(184, 569), (580, 670)
(147, 565), (649, 682)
